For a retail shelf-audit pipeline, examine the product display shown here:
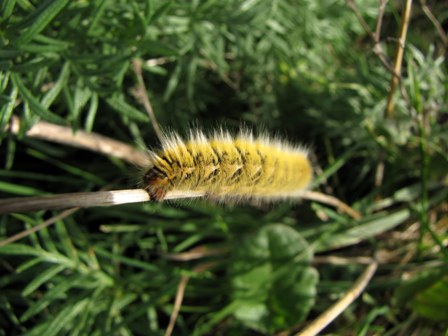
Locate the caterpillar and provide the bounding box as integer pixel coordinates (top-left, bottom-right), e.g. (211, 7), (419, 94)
(142, 129), (312, 203)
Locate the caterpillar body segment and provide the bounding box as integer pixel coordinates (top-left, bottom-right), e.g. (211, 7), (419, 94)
(143, 130), (312, 203)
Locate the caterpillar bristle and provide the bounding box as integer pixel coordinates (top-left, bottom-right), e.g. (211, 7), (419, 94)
(143, 129), (312, 204)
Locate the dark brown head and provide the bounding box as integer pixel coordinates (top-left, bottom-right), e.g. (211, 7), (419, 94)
(143, 169), (169, 201)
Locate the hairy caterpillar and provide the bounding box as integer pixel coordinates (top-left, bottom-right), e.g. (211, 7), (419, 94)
(143, 130), (312, 203)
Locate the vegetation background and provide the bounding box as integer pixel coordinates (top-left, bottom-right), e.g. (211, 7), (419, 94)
(0, 0), (447, 335)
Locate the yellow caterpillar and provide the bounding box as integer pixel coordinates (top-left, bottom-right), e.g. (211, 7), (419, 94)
(143, 130), (312, 203)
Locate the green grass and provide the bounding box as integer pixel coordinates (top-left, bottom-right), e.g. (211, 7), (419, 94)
(1, 1), (447, 335)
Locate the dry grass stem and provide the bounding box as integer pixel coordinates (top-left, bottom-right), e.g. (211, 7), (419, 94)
(145, 57), (175, 67)
(374, 0), (388, 41)
(385, 0), (413, 119)
(346, 0), (374, 38)
(420, 0), (448, 48)
(162, 246), (230, 261)
(0, 208), (78, 247)
(374, 150), (386, 189)
(296, 260), (378, 336)
(164, 275), (189, 336)
(0, 189), (151, 214)
(165, 262), (219, 336)
(312, 256), (374, 265)
(375, 0), (412, 188)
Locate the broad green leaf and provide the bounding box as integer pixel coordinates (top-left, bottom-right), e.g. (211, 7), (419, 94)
(230, 224), (318, 333)
(394, 267), (448, 321)
(411, 275), (448, 321)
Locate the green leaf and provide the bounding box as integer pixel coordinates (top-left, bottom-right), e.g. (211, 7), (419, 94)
(72, 78), (92, 122)
(26, 148), (106, 185)
(106, 95), (149, 122)
(0, 84), (18, 133)
(86, 0), (109, 36)
(16, 0), (69, 45)
(18, 42), (68, 53)
(16, 257), (46, 273)
(0, 48), (21, 59)
(83, 92), (98, 131)
(20, 274), (102, 322)
(149, 1), (172, 23)
(0, 60), (13, 71)
(33, 298), (89, 336)
(315, 209), (411, 252)
(140, 40), (178, 57)
(0, 243), (44, 256)
(394, 267), (448, 321)
(163, 61), (182, 101)
(230, 224), (318, 333)
(10, 73), (65, 124)
(94, 246), (159, 272)
(41, 61), (71, 109)
(411, 275), (448, 322)
(1, 0), (17, 19)
(22, 264), (66, 296)
(11, 55), (59, 73)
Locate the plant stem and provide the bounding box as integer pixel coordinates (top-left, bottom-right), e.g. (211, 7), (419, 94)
(385, 0), (413, 119)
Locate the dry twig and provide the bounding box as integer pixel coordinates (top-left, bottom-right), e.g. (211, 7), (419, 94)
(419, 0), (448, 49)
(165, 262), (219, 336)
(346, 0), (395, 73)
(301, 190), (361, 220)
(131, 58), (164, 142)
(8, 116), (148, 167)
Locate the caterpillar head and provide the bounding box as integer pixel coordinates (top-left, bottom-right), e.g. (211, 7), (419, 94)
(143, 169), (169, 201)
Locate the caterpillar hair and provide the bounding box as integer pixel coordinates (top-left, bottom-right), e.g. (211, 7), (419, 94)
(143, 129), (312, 204)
